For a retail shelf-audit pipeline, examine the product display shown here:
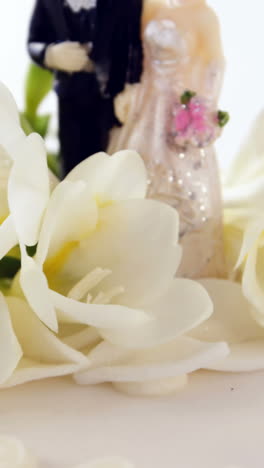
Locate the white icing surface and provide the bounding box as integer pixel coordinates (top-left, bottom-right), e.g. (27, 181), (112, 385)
(0, 372), (262, 468)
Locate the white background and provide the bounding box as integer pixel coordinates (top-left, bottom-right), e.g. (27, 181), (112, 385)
(0, 0), (264, 168)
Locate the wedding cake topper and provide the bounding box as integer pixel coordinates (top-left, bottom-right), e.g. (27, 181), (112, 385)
(109, 0), (228, 278)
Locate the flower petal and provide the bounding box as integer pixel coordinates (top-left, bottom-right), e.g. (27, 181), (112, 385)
(50, 290), (151, 329)
(0, 293), (22, 384)
(224, 110), (264, 187)
(207, 341), (264, 372)
(66, 150), (148, 201)
(193, 279), (264, 343)
(8, 133), (50, 246)
(242, 245), (264, 325)
(63, 199), (181, 309)
(75, 337), (228, 385)
(224, 176), (264, 211)
(1, 296), (87, 388)
(191, 279), (264, 372)
(20, 254), (58, 332)
(0, 215), (18, 260)
(36, 180), (98, 266)
(235, 217), (264, 269)
(0, 82), (25, 160)
(62, 327), (101, 351)
(223, 222), (244, 277)
(99, 278), (213, 349)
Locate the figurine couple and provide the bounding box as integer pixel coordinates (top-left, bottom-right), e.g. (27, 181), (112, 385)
(28, 0), (227, 279)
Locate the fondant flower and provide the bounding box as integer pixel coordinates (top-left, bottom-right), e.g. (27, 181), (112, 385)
(0, 153), (10, 224)
(169, 93), (222, 148)
(19, 151), (215, 359)
(222, 111), (264, 324)
(223, 111), (264, 214)
(74, 335), (228, 396)
(0, 82), (50, 258)
(0, 292), (86, 388)
(0, 436), (38, 468)
(231, 215), (264, 326)
(190, 279), (264, 372)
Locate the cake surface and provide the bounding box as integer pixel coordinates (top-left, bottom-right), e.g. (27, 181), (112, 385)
(0, 373), (262, 468)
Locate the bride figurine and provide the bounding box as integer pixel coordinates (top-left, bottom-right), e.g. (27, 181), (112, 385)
(108, 0), (228, 279)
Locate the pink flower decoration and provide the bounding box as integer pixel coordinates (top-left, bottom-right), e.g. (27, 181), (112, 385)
(174, 109), (191, 133)
(169, 94), (221, 148)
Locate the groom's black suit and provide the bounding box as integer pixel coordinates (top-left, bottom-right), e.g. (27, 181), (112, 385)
(28, 0), (143, 173)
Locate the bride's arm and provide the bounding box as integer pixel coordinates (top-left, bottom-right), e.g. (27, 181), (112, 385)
(114, 84), (139, 124)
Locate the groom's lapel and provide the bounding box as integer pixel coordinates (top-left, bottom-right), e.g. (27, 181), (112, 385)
(44, 0), (69, 40)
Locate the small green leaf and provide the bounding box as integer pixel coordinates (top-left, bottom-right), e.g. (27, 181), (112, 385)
(218, 110), (230, 127)
(0, 257), (21, 279)
(181, 90), (196, 105)
(24, 63), (53, 119)
(48, 153), (61, 177)
(20, 113), (34, 136)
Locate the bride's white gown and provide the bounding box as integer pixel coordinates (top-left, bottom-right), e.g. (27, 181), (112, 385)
(109, 13), (225, 278)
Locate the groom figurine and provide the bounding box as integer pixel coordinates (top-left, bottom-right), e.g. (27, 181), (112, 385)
(28, 0), (143, 174)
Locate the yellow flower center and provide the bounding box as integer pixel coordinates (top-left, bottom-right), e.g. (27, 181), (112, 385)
(44, 241), (79, 276)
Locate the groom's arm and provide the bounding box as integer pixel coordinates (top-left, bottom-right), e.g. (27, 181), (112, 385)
(27, 0), (57, 68)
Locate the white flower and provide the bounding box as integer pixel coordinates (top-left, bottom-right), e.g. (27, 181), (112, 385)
(0, 153), (10, 224)
(0, 292), (86, 388)
(230, 215), (264, 326)
(17, 150), (224, 392)
(190, 279), (264, 372)
(0, 436), (37, 468)
(0, 82), (50, 259)
(74, 335), (228, 396)
(222, 111), (264, 325)
(223, 110), (264, 214)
